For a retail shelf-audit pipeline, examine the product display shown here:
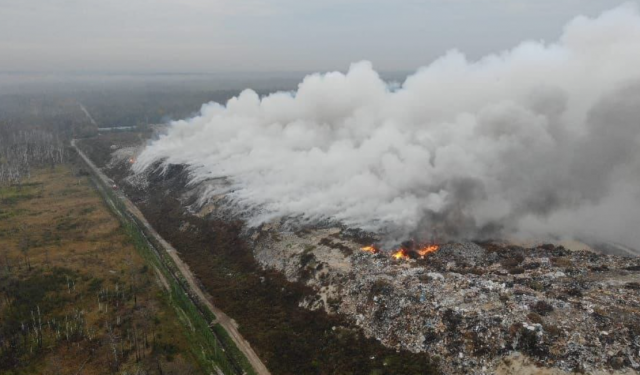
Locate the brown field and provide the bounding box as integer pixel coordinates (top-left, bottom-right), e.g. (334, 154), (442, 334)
(0, 165), (201, 374)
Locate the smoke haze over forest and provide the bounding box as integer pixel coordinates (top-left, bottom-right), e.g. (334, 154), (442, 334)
(136, 4), (640, 247)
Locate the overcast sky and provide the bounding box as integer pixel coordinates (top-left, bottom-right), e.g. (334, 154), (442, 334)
(0, 0), (634, 73)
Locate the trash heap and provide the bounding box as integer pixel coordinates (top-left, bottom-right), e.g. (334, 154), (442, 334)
(254, 228), (640, 374)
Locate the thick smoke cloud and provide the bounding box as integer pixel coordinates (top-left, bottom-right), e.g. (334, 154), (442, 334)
(135, 4), (640, 247)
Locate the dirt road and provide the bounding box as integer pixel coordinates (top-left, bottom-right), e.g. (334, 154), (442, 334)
(72, 139), (271, 375)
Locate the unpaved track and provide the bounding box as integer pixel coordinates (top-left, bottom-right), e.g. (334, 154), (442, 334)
(77, 102), (98, 127)
(72, 139), (271, 375)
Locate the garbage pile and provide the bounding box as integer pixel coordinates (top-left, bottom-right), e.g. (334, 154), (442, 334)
(253, 226), (640, 374)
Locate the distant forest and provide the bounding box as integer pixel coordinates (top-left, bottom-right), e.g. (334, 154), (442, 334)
(0, 79), (274, 188)
(0, 74), (299, 131)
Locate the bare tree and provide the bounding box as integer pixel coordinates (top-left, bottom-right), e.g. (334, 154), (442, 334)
(0, 127), (65, 187)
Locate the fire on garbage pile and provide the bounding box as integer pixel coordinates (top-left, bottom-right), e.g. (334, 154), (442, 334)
(362, 243), (440, 260)
(255, 226), (640, 375)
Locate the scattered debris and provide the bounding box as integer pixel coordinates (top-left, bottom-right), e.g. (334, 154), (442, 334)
(253, 225), (640, 374)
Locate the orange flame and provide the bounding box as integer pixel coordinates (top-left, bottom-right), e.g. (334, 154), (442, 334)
(392, 248), (410, 260)
(361, 245), (378, 254)
(417, 244), (439, 258)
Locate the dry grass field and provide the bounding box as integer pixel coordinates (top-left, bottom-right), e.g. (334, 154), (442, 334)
(0, 165), (201, 374)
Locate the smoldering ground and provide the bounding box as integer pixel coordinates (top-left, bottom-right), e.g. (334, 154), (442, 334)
(135, 4), (640, 248)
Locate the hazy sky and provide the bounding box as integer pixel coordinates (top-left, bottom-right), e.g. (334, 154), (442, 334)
(0, 0), (634, 73)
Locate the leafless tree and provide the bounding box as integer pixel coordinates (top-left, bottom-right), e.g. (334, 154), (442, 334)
(0, 127), (65, 187)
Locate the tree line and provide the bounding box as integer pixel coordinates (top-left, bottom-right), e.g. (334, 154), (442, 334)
(0, 127), (65, 186)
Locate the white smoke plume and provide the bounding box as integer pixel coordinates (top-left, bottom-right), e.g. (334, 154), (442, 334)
(135, 4), (640, 247)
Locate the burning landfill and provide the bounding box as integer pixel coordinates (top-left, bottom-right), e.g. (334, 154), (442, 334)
(369, 243), (441, 261)
(251, 225), (640, 374)
(115, 135), (640, 373)
(118, 4), (640, 374)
